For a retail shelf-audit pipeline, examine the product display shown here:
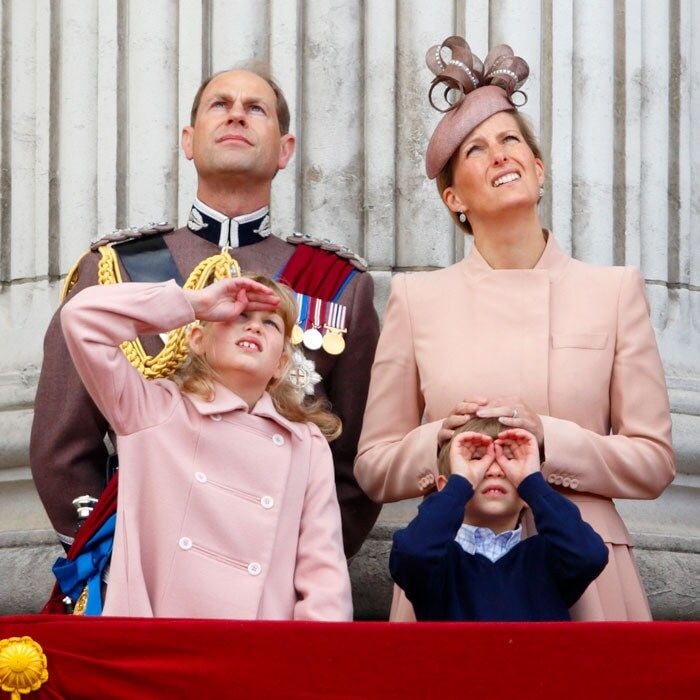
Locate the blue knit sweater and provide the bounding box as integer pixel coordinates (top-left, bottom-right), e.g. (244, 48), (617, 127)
(390, 472), (609, 621)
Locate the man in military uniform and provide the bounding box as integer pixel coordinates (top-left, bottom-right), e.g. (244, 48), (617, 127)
(31, 66), (380, 559)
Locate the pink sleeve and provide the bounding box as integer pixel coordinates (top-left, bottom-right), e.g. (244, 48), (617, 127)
(354, 274), (442, 503)
(293, 428), (353, 621)
(60, 281), (196, 436)
(541, 266), (675, 498)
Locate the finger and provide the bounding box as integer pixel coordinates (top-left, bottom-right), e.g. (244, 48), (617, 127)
(475, 406), (515, 419)
(443, 414), (471, 431)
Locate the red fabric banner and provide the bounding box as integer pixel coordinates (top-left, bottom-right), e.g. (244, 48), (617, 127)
(0, 616), (697, 699)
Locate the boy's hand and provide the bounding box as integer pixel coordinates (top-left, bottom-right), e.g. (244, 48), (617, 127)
(449, 432), (495, 489)
(494, 429), (541, 487)
(184, 278), (280, 322)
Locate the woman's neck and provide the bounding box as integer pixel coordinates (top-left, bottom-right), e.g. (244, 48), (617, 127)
(471, 211), (546, 270)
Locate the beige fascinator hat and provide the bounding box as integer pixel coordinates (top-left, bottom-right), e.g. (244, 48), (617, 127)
(425, 36), (530, 179)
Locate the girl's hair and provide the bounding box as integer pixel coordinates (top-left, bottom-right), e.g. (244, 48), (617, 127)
(436, 110), (543, 235)
(171, 273), (342, 441)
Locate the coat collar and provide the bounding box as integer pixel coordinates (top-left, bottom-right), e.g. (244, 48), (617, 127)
(186, 199), (272, 248)
(185, 382), (304, 440)
(462, 230), (571, 283)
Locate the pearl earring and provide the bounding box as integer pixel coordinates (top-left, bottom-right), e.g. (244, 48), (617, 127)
(458, 211), (467, 223)
(538, 185), (545, 198)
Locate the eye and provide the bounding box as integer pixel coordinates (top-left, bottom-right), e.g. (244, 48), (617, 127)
(264, 318), (282, 332)
(211, 100), (227, 109)
(504, 134), (520, 143)
(465, 144), (481, 157)
(249, 103), (267, 115)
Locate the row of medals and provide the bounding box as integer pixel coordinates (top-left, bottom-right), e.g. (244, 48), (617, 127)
(291, 323), (346, 355)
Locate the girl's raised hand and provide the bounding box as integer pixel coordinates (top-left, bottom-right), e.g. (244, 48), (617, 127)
(493, 429), (541, 487)
(183, 278), (280, 323)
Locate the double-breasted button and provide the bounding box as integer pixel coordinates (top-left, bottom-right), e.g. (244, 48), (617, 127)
(210, 414), (222, 422)
(260, 496), (274, 509)
(248, 562), (262, 576)
(562, 477), (571, 488)
(547, 474), (557, 484)
(552, 475), (563, 485)
(195, 472), (207, 483)
(272, 433), (285, 446)
(570, 478), (579, 490)
(179, 537), (193, 550)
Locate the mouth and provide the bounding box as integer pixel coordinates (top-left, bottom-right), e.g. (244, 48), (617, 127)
(492, 172), (521, 187)
(481, 485), (507, 496)
(217, 134), (252, 146)
(236, 337), (262, 352)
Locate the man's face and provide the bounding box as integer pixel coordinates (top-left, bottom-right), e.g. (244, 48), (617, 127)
(181, 70), (295, 183)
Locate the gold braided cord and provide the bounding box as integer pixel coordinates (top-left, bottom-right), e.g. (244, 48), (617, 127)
(96, 245), (241, 379)
(60, 251), (90, 302)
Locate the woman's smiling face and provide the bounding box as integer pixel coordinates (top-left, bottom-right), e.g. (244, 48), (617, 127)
(442, 111), (545, 227)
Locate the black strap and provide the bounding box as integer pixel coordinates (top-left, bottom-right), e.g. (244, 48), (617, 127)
(116, 235), (184, 286)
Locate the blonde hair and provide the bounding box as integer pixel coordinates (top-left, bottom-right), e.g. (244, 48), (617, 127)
(171, 273), (341, 441)
(437, 416), (505, 478)
(436, 110), (543, 235)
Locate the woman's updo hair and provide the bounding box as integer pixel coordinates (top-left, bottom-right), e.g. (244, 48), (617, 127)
(436, 109), (544, 235)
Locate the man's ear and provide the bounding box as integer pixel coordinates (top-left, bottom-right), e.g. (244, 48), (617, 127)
(436, 474), (448, 492)
(277, 134), (296, 171)
(181, 126), (194, 161)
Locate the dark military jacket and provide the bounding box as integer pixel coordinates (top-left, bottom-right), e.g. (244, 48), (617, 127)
(30, 206), (380, 558)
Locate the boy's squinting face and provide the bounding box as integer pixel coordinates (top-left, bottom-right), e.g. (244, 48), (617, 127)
(190, 309), (287, 386)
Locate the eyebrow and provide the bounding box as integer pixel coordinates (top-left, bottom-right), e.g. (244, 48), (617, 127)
(206, 92), (271, 107)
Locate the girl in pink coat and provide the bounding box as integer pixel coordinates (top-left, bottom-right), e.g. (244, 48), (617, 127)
(60, 273), (352, 620)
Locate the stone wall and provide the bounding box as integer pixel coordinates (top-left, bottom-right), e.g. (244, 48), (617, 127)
(1, 0), (697, 618)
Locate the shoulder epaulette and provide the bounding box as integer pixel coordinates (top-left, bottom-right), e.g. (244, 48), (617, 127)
(89, 221), (175, 252)
(285, 232), (368, 271)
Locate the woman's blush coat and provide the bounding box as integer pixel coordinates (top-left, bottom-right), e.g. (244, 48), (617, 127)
(61, 281), (352, 621)
(355, 233), (674, 620)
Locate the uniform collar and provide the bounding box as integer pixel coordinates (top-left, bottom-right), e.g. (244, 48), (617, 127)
(462, 230), (570, 282)
(185, 382), (303, 440)
(186, 198), (272, 248)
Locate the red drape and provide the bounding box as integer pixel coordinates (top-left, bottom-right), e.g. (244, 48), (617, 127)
(0, 616), (697, 699)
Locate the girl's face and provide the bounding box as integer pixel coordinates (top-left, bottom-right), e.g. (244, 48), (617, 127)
(189, 308), (288, 389)
(442, 111), (544, 227)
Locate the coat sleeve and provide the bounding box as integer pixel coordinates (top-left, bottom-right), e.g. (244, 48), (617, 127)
(389, 475), (471, 605)
(518, 473), (609, 607)
(354, 274), (443, 503)
(59, 281), (194, 437)
(293, 428), (353, 621)
(325, 270), (382, 556)
(30, 253), (112, 544)
(541, 266), (675, 499)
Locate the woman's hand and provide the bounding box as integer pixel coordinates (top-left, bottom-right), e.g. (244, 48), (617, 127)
(437, 397), (488, 448)
(183, 278), (280, 323)
(476, 396), (544, 447)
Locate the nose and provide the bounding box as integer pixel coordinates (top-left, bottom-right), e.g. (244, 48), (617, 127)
(244, 316), (262, 333)
(485, 459), (505, 478)
(491, 144), (508, 166)
(227, 99), (247, 125)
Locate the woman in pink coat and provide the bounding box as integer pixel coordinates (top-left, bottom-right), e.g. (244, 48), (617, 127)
(60, 272), (352, 620)
(354, 36), (674, 620)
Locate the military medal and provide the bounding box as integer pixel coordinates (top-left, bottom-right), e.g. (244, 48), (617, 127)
(291, 293), (305, 345)
(322, 301), (347, 355)
(302, 297), (324, 351)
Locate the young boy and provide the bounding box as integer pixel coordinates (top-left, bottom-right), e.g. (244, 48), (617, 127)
(389, 418), (608, 621)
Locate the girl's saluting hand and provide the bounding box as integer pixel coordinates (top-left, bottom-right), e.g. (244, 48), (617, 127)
(183, 278), (280, 323)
